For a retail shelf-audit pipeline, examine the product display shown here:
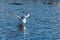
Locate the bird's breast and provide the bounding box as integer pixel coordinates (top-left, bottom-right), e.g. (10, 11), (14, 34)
(22, 19), (26, 24)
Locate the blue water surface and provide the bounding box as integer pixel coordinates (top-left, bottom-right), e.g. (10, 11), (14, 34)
(0, 0), (60, 40)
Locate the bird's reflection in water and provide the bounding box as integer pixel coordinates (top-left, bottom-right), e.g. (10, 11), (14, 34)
(17, 23), (27, 35)
(11, 23), (27, 35)
(18, 24), (25, 30)
(17, 23), (27, 40)
(6, 25), (27, 40)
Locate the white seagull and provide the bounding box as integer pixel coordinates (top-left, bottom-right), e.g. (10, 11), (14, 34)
(10, 13), (30, 30)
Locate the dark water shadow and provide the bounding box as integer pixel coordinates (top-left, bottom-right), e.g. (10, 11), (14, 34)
(9, 3), (23, 5)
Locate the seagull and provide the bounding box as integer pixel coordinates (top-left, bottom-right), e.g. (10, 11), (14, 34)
(10, 13), (30, 30)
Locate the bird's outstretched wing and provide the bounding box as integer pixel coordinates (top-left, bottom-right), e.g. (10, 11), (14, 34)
(24, 13), (30, 18)
(26, 14), (30, 18)
(10, 13), (21, 20)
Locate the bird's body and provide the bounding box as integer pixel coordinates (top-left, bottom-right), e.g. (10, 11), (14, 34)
(22, 18), (26, 24)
